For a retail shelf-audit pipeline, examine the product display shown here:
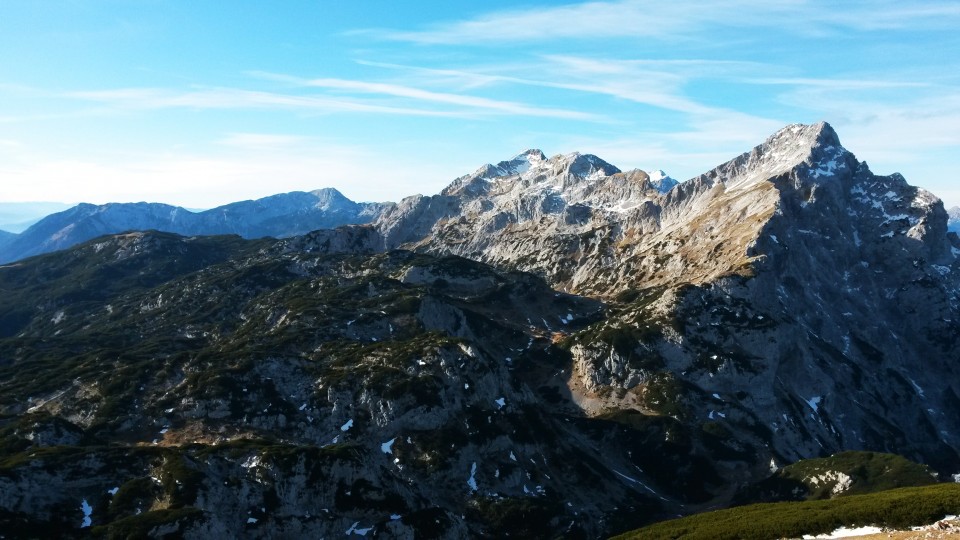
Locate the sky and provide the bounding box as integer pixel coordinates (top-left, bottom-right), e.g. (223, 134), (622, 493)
(0, 0), (958, 209)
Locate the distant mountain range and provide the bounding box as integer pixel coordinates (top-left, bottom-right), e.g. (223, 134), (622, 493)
(949, 206), (960, 232)
(0, 188), (389, 263)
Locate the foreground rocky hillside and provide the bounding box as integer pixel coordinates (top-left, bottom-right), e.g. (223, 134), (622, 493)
(1, 122), (958, 538)
(0, 188), (388, 264)
(0, 230), (717, 538)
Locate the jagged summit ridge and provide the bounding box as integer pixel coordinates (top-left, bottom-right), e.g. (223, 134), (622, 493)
(491, 148), (547, 176)
(307, 187), (352, 208)
(689, 121), (852, 196)
(377, 121), (956, 296)
(458, 122), (846, 205)
(467, 148), (621, 184)
(647, 169), (678, 193)
(762, 121), (849, 179)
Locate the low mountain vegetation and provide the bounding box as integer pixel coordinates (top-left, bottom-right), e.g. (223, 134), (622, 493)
(738, 451), (938, 503)
(616, 483), (960, 540)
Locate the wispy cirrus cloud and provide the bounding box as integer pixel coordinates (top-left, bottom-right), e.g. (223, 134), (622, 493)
(747, 77), (930, 90)
(373, 0), (960, 44)
(251, 72), (603, 121)
(66, 79), (603, 122)
(66, 87), (471, 118)
(348, 56), (787, 177)
(809, 3), (960, 30)
(351, 56), (782, 131)
(351, 58), (722, 116)
(541, 55), (769, 78)
(374, 0), (706, 44)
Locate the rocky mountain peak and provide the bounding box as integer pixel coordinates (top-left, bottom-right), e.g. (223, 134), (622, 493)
(551, 151), (621, 179)
(493, 148), (547, 175)
(311, 186), (346, 196)
(378, 122), (958, 300)
(468, 148), (620, 184)
(759, 121), (842, 159)
(309, 187), (351, 208)
(948, 206), (960, 233)
(647, 169), (679, 193)
(469, 148), (546, 180)
(688, 121), (853, 199)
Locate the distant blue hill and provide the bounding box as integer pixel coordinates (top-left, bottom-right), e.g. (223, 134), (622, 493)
(0, 229), (15, 250)
(0, 188), (391, 264)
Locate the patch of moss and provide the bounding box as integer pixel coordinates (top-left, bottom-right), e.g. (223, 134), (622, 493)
(741, 451), (938, 504)
(107, 477), (159, 521)
(642, 372), (689, 418)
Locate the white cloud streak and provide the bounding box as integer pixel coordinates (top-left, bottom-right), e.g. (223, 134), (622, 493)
(349, 59), (720, 115)
(377, 0), (960, 44)
(66, 79), (602, 122)
(67, 87), (473, 118)
(266, 74), (603, 120)
(350, 57), (785, 139)
(748, 77), (929, 89)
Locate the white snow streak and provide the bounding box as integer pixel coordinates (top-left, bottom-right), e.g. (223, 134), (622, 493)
(80, 499), (93, 528)
(467, 462), (478, 492)
(381, 438), (396, 454)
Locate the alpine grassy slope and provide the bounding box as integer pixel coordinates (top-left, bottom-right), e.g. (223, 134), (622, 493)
(1, 122), (959, 538)
(736, 450), (938, 503)
(615, 482), (960, 540)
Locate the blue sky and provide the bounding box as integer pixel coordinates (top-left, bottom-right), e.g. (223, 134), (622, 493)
(1, 0), (958, 209)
